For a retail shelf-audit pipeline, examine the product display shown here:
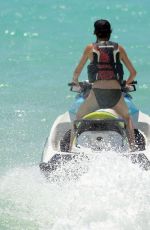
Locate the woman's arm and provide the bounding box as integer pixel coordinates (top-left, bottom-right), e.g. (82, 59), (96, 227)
(72, 44), (92, 84)
(119, 45), (137, 85)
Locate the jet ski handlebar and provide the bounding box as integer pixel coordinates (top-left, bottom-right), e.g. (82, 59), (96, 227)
(68, 81), (92, 93)
(68, 80), (137, 93)
(121, 80), (137, 93)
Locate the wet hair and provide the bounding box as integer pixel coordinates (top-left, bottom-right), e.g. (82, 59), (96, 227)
(94, 19), (112, 40)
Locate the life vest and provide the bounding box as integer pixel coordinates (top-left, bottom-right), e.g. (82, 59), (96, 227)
(87, 41), (124, 84)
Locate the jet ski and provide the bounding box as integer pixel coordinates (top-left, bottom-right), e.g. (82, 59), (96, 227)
(39, 81), (150, 175)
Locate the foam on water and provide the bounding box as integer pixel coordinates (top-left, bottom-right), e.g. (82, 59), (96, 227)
(0, 149), (150, 230)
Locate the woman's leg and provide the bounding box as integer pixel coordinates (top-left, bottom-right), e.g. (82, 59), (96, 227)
(113, 95), (135, 149)
(76, 90), (99, 119)
(69, 90), (99, 151)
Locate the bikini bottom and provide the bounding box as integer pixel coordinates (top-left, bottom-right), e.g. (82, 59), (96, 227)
(93, 88), (122, 109)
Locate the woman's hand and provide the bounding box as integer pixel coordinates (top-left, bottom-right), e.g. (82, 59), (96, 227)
(72, 78), (80, 86)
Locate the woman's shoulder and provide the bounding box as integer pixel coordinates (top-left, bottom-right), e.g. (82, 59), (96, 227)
(118, 44), (126, 52)
(85, 43), (94, 50)
(118, 44), (128, 60)
(83, 43), (94, 55)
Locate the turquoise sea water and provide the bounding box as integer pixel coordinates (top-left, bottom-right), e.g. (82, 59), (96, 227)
(0, 0), (150, 229)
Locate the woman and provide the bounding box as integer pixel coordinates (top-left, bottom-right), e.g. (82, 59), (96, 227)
(70, 19), (137, 150)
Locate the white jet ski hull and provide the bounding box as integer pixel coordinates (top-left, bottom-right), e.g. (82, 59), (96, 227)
(39, 110), (150, 174)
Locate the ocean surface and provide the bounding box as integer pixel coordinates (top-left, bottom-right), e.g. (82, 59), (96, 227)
(0, 0), (150, 229)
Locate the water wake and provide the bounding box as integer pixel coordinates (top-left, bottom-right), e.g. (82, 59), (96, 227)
(0, 150), (150, 230)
